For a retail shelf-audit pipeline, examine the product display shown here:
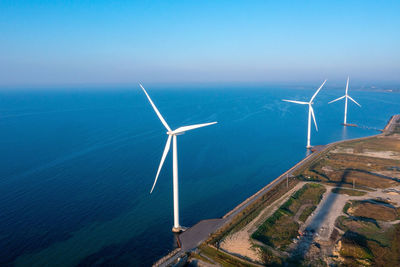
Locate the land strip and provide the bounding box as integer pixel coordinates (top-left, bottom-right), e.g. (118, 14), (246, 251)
(154, 115), (400, 266)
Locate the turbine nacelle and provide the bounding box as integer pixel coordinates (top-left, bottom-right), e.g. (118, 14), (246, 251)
(167, 131), (184, 136)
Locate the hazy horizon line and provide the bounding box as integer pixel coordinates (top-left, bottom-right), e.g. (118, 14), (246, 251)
(0, 80), (399, 92)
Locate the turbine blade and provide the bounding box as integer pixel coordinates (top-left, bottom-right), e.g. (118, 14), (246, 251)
(310, 106), (318, 131)
(139, 84), (172, 131)
(328, 95), (345, 104)
(172, 122), (217, 135)
(310, 79), (327, 102)
(282, 99), (309, 105)
(345, 76), (349, 95)
(150, 135), (172, 194)
(348, 95), (361, 107)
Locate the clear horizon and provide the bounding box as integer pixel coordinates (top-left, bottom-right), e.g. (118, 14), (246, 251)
(1, 1), (399, 87)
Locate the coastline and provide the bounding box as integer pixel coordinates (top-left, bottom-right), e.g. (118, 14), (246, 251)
(153, 115), (399, 267)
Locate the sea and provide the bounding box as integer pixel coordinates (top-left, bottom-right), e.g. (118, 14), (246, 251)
(0, 85), (398, 266)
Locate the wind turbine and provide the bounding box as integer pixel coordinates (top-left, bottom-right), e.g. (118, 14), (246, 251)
(283, 80), (327, 149)
(328, 77), (361, 125)
(140, 84), (217, 232)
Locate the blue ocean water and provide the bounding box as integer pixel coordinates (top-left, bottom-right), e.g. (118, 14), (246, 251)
(0, 85), (398, 266)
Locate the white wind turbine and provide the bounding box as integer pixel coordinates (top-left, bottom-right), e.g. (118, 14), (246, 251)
(283, 80), (327, 148)
(140, 84), (217, 232)
(328, 77), (361, 125)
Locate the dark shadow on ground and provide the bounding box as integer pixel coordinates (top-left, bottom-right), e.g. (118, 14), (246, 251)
(287, 169), (352, 264)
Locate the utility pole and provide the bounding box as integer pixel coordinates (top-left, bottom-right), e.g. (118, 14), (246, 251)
(287, 174), (289, 188)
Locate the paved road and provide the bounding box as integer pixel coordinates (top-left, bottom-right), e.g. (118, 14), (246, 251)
(384, 115), (399, 134)
(180, 219), (227, 250)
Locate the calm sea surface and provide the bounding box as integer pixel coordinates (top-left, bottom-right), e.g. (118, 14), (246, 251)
(0, 85), (398, 266)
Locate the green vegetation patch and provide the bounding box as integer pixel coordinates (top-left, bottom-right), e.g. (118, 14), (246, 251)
(339, 231), (374, 263)
(207, 178), (299, 245)
(257, 246), (283, 266)
(298, 205), (316, 222)
(343, 202), (351, 213)
(338, 224), (400, 266)
(335, 216), (390, 247)
(189, 252), (215, 265)
(348, 200), (398, 221)
(331, 187), (367, 196)
(252, 183), (325, 250)
(367, 223), (400, 266)
(198, 245), (258, 267)
(252, 212), (299, 249)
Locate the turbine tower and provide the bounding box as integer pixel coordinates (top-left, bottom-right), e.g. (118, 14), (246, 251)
(140, 84), (217, 232)
(328, 77), (361, 125)
(283, 80), (327, 149)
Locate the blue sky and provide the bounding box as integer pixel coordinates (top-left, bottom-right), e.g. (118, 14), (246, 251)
(1, 0), (399, 87)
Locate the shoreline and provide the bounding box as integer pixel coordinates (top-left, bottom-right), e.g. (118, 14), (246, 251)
(222, 115), (399, 222)
(153, 115), (399, 267)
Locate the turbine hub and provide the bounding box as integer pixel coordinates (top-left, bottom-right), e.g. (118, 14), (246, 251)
(167, 131), (184, 136)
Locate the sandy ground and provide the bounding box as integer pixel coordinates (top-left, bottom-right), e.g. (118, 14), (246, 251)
(219, 182), (306, 262)
(331, 147), (400, 160)
(359, 150), (400, 160)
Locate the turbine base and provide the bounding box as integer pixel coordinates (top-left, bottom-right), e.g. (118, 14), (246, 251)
(341, 123), (358, 127)
(172, 226), (187, 233)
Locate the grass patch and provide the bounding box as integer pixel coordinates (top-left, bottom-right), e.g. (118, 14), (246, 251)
(343, 202), (351, 213)
(339, 231), (374, 263)
(252, 183), (325, 250)
(252, 212), (299, 249)
(198, 245), (258, 267)
(298, 205), (316, 222)
(331, 187), (367, 196)
(207, 178), (299, 245)
(368, 223), (400, 266)
(189, 252), (215, 265)
(348, 200), (398, 221)
(257, 246), (283, 266)
(338, 223), (400, 266)
(335, 216), (390, 247)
